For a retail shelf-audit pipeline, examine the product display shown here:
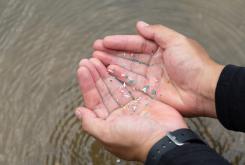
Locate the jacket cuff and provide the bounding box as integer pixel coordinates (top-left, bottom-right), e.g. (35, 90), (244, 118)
(215, 65), (244, 131)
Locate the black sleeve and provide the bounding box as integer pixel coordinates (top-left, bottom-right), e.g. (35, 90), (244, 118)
(157, 143), (230, 165)
(216, 65), (245, 132)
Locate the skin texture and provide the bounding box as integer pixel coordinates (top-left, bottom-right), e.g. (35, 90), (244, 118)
(76, 58), (187, 162)
(93, 21), (224, 118)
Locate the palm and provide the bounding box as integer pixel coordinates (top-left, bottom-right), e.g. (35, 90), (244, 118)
(77, 58), (186, 161)
(103, 100), (185, 160)
(92, 36), (207, 116)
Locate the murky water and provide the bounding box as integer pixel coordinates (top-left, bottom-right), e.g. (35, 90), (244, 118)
(0, 0), (245, 165)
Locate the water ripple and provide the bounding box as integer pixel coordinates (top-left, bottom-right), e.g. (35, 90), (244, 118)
(0, 0), (244, 165)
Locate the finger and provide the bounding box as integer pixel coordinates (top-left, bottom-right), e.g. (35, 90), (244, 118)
(80, 59), (119, 112)
(90, 58), (133, 106)
(93, 39), (152, 65)
(93, 39), (115, 52)
(136, 21), (184, 48)
(75, 107), (109, 142)
(103, 35), (158, 54)
(107, 65), (160, 98)
(77, 66), (109, 118)
(93, 51), (148, 76)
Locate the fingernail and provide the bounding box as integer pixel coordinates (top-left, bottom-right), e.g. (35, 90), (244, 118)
(75, 108), (83, 119)
(138, 21), (149, 27)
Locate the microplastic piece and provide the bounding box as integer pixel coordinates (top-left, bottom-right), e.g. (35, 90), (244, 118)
(128, 79), (135, 85)
(121, 73), (128, 79)
(151, 89), (157, 95)
(132, 105), (137, 112)
(154, 78), (159, 83)
(137, 61), (145, 64)
(142, 85), (150, 93)
(136, 97), (141, 101)
(121, 64), (127, 68)
(124, 94), (131, 98)
(123, 82), (126, 88)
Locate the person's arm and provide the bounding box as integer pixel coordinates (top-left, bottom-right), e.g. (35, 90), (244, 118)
(216, 65), (245, 132)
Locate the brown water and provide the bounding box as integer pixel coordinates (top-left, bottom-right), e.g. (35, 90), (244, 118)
(0, 0), (245, 165)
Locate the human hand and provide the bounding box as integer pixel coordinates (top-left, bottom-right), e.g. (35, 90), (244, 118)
(76, 58), (187, 162)
(92, 21), (224, 117)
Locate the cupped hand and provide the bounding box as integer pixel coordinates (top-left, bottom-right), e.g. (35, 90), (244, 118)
(76, 58), (187, 162)
(92, 21), (224, 117)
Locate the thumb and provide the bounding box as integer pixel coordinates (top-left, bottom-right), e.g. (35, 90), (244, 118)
(75, 107), (107, 140)
(136, 21), (184, 48)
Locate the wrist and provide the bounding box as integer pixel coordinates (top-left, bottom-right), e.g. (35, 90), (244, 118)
(145, 128), (206, 165)
(207, 63), (225, 101)
(200, 63), (225, 117)
(140, 126), (188, 162)
(138, 131), (166, 162)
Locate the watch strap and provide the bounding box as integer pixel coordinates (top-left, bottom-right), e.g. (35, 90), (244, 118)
(145, 129), (205, 165)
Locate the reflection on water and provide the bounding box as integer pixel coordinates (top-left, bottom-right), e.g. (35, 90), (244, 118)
(0, 0), (245, 164)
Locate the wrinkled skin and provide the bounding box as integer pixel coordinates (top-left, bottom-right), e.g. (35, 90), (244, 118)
(76, 58), (187, 162)
(93, 21), (224, 117)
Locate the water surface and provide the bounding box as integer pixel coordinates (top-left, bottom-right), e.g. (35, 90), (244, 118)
(0, 0), (245, 164)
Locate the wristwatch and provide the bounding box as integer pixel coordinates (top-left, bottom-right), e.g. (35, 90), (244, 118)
(145, 128), (206, 165)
